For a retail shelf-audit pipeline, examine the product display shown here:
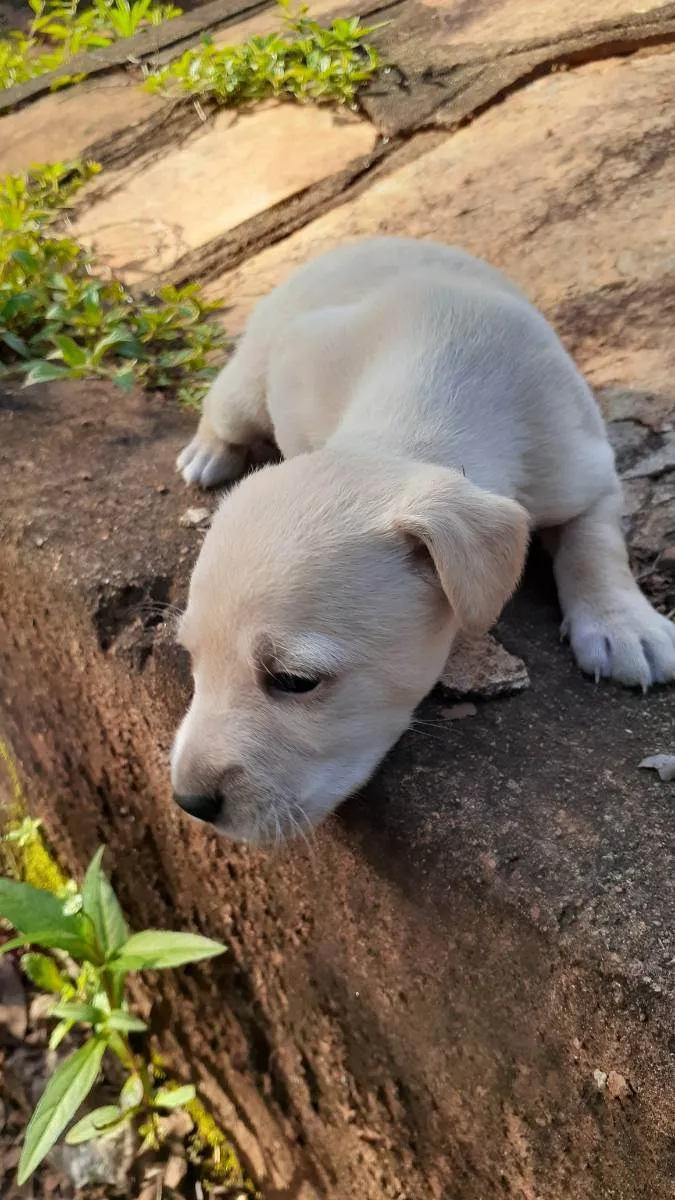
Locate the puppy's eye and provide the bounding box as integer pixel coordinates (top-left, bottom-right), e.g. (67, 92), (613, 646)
(266, 671), (321, 696)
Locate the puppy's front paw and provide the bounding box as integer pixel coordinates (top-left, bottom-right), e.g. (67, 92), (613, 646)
(177, 418), (246, 488)
(563, 596), (675, 690)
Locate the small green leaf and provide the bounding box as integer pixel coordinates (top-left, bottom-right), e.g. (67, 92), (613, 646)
(109, 930), (226, 972)
(82, 847), (129, 958)
(105, 1010), (148, 1033)
(119, 1073), (144, 1110)
(0, 878), (87, 943)
(49, 1001), (99, 1024)
(11, 249), (39, 271)
(22, 360), (72, 386)
(2, 919), (98, 959)
(153, 1084), (196, 1110)
(18, 1038), (107, 1183)
(2, 816), (43, 846)
(1, 330), (30, 357)
(21, 953), (71, 994)
(49, 334), (88, 367)
(90, 327), (134, 363)
(112, 366), (136, 392)
(65, 1105), (127, 1145)
(0, 935), (34, 956)
(48, 1019), (73, 1051)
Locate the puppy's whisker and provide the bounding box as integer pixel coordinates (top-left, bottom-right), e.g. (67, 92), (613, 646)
(135, 599), (186, 629)
(289, 801), (317, 860)
(409, 717), (452, 744)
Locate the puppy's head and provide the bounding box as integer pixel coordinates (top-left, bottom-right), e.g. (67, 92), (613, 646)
(171, 450), (528, 842)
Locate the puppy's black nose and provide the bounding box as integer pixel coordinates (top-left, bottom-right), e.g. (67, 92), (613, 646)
(173, 792), (222, 823)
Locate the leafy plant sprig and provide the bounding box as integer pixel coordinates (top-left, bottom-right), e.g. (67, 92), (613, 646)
(0, 846), (226, 1184)
(0, 160), (226, 408)
(0, 0), (182, 92)
(146, 0), (384, 109)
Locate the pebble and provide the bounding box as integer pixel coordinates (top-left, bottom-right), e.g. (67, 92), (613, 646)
(179, 507), (211, 528)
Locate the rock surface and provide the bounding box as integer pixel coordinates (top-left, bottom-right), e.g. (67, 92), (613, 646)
(72, 103), (377, 284)
(418, 0), (644, 42)
(0, 71), (163, 176)
(1, 4), (674, 1199)
(218, 50), (675, 426)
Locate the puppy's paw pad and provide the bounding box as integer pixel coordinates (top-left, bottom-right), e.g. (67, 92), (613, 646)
(177, 426), (245, 489)
(564, 602), (675, 690)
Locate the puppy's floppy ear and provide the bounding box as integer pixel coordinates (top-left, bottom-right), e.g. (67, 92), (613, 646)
(395, 466), (530, 632)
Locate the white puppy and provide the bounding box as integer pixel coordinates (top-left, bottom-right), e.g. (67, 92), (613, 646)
(171, 237), (675, 842)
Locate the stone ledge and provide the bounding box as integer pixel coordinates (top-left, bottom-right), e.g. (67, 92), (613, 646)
(1, 378), (673, 1198)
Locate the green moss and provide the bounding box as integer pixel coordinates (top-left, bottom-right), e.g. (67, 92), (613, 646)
(186, 1096), (258, 1196)
(0, 739), (68, 892)
(19, 835), (70, 893)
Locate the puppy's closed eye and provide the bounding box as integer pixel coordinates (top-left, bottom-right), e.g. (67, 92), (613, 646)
(258, 632), (347, 698)
(264, 670), (322, 696)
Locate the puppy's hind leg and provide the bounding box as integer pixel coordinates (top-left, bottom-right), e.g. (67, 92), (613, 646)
(543, 485), (675, 689)
(177, 338), (273, 488)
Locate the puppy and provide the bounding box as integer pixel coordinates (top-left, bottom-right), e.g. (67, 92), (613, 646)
(171, 237), (675, 842)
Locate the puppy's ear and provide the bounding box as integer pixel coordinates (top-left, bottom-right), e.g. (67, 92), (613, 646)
(395, 466), (530, 632)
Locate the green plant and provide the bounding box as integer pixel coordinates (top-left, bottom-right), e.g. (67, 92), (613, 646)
(0, 160), (225, 407)
(146, 0), (384, 108)
(0, 846), (226, 1184)
(0, 0), (182, 91)
(2, 815), (44, 848)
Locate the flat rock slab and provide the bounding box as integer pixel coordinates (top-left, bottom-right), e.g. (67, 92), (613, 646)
(0, 71), (163, 176)
(1, 380), (674, 1199)
(72, 102), (376, 284)
(217, 51), (675, 427)
(418, 0), (649, 43)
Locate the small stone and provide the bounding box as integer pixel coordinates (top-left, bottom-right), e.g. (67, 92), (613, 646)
(179, 507), (211, 528)
(155, 484), (169, 495)
(638, 754), (675, 782)
(55, 1114), (137, 1190)
(593, 1069), (608, 1091)
(441, 702), (478, 720)
(34, 535), (47, 548)
(438, 633), (529, 698)
(607, 1070), (632, 1101)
